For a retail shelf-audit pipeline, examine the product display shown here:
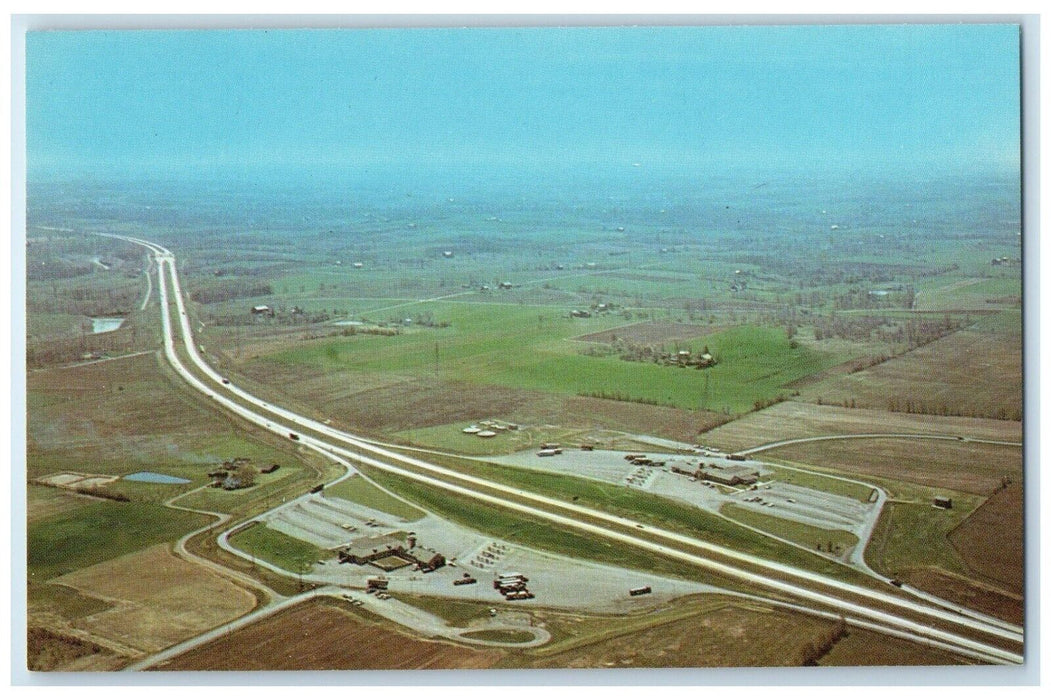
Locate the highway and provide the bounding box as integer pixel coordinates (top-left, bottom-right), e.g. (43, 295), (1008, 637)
(109, 233), (1024, 665)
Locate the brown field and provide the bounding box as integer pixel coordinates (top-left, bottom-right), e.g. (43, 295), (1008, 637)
(156, 600), (504, 671)
(700, 401), (1022, 453)
(521, 601), (960, 669)
(898, 568), (1023, 625)
(27, 352), (234, 450)
(950, 482), (1025, 593)
(525, 604), (833, 668)
(27, 627), (127, 672)
(818, 626), (972, 666)
(796, 329), (1022, 421)
(52, 544), (257, 654)
(27, 484), (94, 523)
(573, 321), (720, 345)
(762, 438), (1022, 495)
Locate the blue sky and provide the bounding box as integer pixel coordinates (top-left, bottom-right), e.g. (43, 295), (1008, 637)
(26, 25), (1021, 180)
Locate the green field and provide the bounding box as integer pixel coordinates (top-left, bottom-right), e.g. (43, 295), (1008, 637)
(865, 493), (985, 578)
(264, 304), (842, 414)
(227, 523), (324, 574)
(720, 504), (859, 553)
(762, 463), (877, 502)
(324, 475), (426, 522)
(27, 501), (210, 582)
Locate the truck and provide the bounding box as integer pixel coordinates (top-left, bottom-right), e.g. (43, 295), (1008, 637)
(493, 575), (523, 588)
(537, 448), (561, 457)
(629, 586), (652, 596)
(505, 590), (534, 600)
(453, 575), (477, 586)
(494, 573), (527, 587)
(309, 484), (324, 494)
(289, 432), (300, 441)
(539, 442), (561, 450)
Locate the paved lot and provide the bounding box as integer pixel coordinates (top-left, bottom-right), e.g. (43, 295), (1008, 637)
(487, 448), (880, 540)
(257, 492), (715, 614)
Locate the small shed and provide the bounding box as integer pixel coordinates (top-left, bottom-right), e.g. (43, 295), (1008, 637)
(933, 496), (953, 510)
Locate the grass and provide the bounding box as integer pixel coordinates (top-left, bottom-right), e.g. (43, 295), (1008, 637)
(864, 491), (986, 578)
(365, 467), (730, 586)
(424, 453), (865, 578)
(761, 463), (877, 502)
(262, 304), (843, 413)
(720, 504), (859, 553)
(398, 595), (497, 626)
(29, 582), (114, 619)
(323, 475), (426, 521)
(367, 453), (868, 587)
(27, 501), (210, 582)
(227, 523), (324, 573)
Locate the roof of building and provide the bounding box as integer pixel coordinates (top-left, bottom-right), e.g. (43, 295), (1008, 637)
(344, 535), (403, 558)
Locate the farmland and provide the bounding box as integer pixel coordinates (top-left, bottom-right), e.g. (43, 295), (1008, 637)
(254, 304), (843, 415)
(155, 599), (505, 670)
(760, 438), (1022, 495)
(796, 316), (1022, 421)
(948, 482), (1025, 593)
(48, 545), (257, 654)
(699, 400), (1022, 453)
(24, 165), (1026, 671)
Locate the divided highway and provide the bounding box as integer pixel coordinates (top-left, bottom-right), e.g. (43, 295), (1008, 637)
(110, 234), (1024, 665)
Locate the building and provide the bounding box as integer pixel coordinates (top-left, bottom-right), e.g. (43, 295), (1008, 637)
(933, 496), (953, 509)
(337, 535), (446, 572)
(697, 463), (760, 486)
(251, 305), (274, 318)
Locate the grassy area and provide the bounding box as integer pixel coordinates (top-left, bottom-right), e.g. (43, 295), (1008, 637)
(865, 493), (985, 579)
(366, 467), (730, 586)
(28, 582), (114, 620)
(396, 424), (536, 456)
(366, 455), (867, 588)
(323, 475), (426, 522)
(27, 501), (210, 582)
(404, 452), (865, 581)
(262, 304), (843, 413)
(762, 462), (877, 502)
(720, 504), (859, 553)
(399, 595), (498, 627)
(227, 523), (324, 573)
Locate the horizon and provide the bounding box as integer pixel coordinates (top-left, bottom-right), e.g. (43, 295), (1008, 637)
(26, 25), (1021, 185)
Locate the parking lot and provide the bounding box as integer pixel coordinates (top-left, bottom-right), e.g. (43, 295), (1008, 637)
(255, 490), (716, 614)
(487, 447), (881, 543)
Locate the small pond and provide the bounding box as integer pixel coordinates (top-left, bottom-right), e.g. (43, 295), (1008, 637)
(123, 471), (191, 484)
(91, 317), (125, 334)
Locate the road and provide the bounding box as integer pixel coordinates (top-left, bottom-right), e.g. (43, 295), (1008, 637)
(108, 234), (1024, 665)
(740, 433), (1022, 455)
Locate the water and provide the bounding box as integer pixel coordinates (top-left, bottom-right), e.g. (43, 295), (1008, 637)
(123, 471), (191, 484)
(91, 317), (124, 334)
(332, 320), (364, 326)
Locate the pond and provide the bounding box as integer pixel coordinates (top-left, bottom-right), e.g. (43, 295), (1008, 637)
(91, 317), (125, 334)
(123, 471), (191, 484)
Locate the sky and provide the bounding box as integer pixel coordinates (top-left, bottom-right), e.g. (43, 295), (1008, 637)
(25, 25), (1021, 181)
